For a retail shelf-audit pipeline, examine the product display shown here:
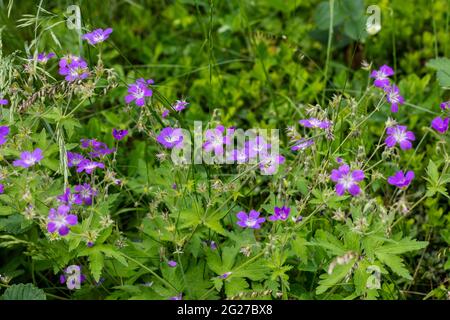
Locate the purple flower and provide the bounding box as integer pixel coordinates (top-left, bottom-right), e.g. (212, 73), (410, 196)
(431, 116), (449, 134)
(124, 78), (154, 107)
(173, 99), (188, 112)
(168, 260), (177, 268)
(0, 99), (8, 105)
(0, 184), (4, 194)
(229, 148), (249, 164)
(60, 265), (86, 290)
(47, 205), (78, 236)
(36, 52), (56, 63)
(236, 210), (265, 229)
(245, 136), (271, 158)
(440, 101), (450, 110)
(387, 170), (414, 188)
(13, 148), (43, 168)
(67, 152), (85, 168)
(259, 154), (285, 175)
(169, 293), (183, 300)
(0, 126), (10, 145)
(203, 126), (230, 156)
(76, 160), (105, 174)
(299, 118), (331, 129)
(112, 128), (128, 141)
(384, 85), (404, 113)
(157, 127), (184, 149)
(291, 138), (314, 151)
(162, 109), (170, 118)
(81, 139), (115, 157)
(59, 56), (89, 82)
(370, 65), (394, 88)
(57, 188), (82, 206)
(385, 125), (415, 150)
(82, 28), (113, 45)
(219, 272), (232, 279)
(210, 241), (217, 250)
(74, 183), (97, 205)
(269, 206), (290, 221)
(330, 164), (364, 196)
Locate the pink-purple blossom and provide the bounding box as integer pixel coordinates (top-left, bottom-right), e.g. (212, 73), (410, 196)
(157, 127), (184, 149)
(269, 206), (290, 221)
(245, 136), (271, 159)
(387, 170), (414, 188)
(0, 126), (10, 145)
(76, 159), (105, 174)
(125, 78), (154, 107)
(74, 183), (97, 205)
(82, 28), (113, 45)
(431, 116), (449, 134)
(36, 52), (56, 63)
(59, 56), (89, 82)
(112, 128), (128, 141)
(47, 205), (78, 236)
(385, 125), (415, 150)
(0, 184), (4, 194)
(203, 125), (231, 156)
(236, 210), (265, 229)
(168, 260), (177, 267)
(173, 99), (188, 112)
(259, 154), (285, 175)
(384, 85), (404, 113)
(370, 65), (394, 88)
(299, 118), (331, 129)
(13, 148), (43, 168)
(291, 138), (314, 151)
(67, 152), (85, 168)
(440, 101), (450, 110)
(330, 164), (364, 196)
(0, 99), (8, 105)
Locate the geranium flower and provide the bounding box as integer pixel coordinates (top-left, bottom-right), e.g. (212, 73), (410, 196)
(245, 136), (271, 159)
(269, 206), (290, 221)
(112, 128), (128, 141)
(431, 116), (449, 134)
(385, 125), (415, 150)
(0, 99), (8, 105)
(168, 260), (177, 267)
(74, 183), (97, 205)
(0, 184), (4, 194)
(236, 210), (265, 229)
(162, 109), (170, 118)
(203, 125), (231, 156)
(59, 56), (89, 82)
(370, 65), (394, 88)
(124, 78), (154, 107)
(299, 118), (331, 129)
(330, 164), (364, 196)
(291, 138), (314, 151)
(13, 148), (43, 168)
(384, 85), (404, 113)
(36, 52), (56, 63)
(440, 101), (450, 110)
(67, 152), (85, 168)
(229, 148), (248, 164)
(387, 170), (414, 188)
(47, 205), (78, 236)
(57, 187), (83, 206)
(173, 99), (188, 112)
(0, 126), (10, 145)
(259, 154), (285, 175)
(82, 28), (113, 45)
(157, 127), (184, 149)
(59, 265), (86, 290)
(76, 159), (105, 174)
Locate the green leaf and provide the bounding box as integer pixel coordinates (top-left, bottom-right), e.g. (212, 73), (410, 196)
(316, 259), (355, 295)
(377, 238), (428, 255)
(2, 283), (46, 300)
(88, 251), (104, 283)
(427, 57), (450, 88)
(375, 252), (412, 280)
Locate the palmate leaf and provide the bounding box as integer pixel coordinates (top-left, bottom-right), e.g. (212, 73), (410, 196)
(2, 283), (46, 300)
(377, 238), (428, 255)
(375, 253), (412, 280)
(427, 57), (450, 88)
(316, 259), (355, 295)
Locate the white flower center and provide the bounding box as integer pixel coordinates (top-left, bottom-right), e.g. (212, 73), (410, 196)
(339, 173), (354, 189)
